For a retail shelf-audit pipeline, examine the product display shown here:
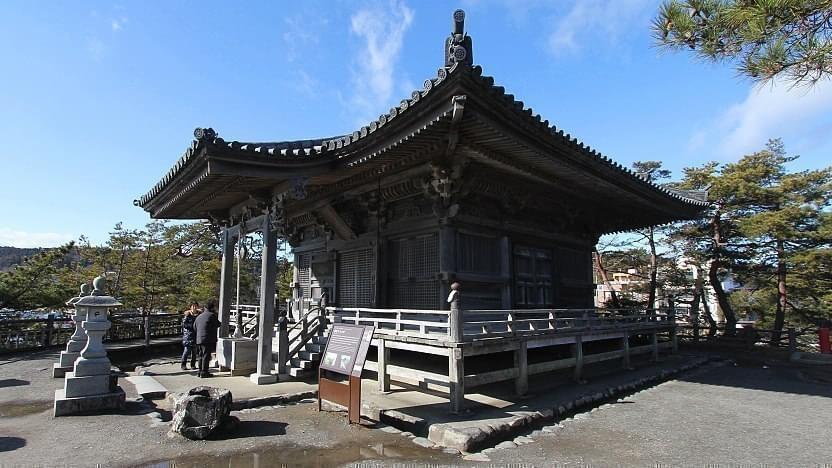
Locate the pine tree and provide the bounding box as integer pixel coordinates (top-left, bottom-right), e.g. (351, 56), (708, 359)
(654, 0), (832, 85)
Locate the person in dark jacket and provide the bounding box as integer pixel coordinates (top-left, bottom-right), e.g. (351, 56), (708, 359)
(180, 302), (200, 370)
(194, 299), (220, 378)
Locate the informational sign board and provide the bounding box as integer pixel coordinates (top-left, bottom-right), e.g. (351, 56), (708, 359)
(319, 324), (374, 377)
(317, 323), (375, 425)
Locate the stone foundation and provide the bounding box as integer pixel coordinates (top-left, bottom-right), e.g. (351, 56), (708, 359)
(53, 387), (125, 417)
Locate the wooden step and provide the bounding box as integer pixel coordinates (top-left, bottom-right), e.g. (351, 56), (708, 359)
(289, 367), (313, 379)
(290, 358), (314, 369)
(298, 351), (321, 361)
(305, 343), (325, 353)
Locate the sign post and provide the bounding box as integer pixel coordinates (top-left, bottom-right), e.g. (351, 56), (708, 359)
(317, 323), (375, 424)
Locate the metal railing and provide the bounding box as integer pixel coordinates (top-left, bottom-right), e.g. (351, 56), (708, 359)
(0, 312), (183, 354)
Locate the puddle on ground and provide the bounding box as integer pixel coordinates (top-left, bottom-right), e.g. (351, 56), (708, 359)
(0, 400), (52, 417)
(142, 441), (452, 468)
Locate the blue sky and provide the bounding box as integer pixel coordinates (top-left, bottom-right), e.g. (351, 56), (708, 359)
(1, 0), (830, 247)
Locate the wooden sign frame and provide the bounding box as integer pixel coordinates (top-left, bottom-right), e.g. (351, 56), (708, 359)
(317, 324), (374, 424)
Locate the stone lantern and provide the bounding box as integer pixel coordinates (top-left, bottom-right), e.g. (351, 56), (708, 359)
(54, 275), (125, 416)
(53, 283), (91, 378)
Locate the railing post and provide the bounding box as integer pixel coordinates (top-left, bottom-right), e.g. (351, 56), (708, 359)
(378, 338), (390, 392)
(787, 327), (797, 353)
(276, 316), (288, 375)
(448, 283), (463, 343)
(693, 320), (700, 343)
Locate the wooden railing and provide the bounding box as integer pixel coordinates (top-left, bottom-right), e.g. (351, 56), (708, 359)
(0, 312), (183, 354)
(229, 304), (260, 337)
(325, 307), (675, 343)
(273, 305), (328, 373)
(328, 307), (451, 338)
(463, 309), (673, 340)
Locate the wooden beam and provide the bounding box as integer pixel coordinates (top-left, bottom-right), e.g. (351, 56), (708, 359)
(315, 204), (356, 240)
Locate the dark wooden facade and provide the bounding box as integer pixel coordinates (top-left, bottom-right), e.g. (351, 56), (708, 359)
(136, 10), (706, 313)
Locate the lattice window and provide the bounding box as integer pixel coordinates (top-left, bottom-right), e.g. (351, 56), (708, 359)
(337, 248), (376, 307)
(388, 234), (439, 309)
(457, 233), (500, 274)
(296, 253), (312, 299)
(514, 246), (553, 308)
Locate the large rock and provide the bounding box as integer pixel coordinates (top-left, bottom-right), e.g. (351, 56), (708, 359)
(169, 386), (234, 440)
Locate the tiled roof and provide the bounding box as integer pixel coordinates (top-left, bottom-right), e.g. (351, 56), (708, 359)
(137, 9), (707, 211)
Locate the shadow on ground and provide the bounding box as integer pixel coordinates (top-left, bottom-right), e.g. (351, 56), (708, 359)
(0, 436), (26, 452)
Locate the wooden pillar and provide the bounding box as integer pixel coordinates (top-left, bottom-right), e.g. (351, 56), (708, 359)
(251, 214), (278, 385)
(651, 332), (659, 361)
(573, 335), (584, 382)
(439, 225), (456, 309)
(514, 341), (528, 395)
(500, 236), (512, 309)
(218, 228), (236, 338)
(448, 347), (465, 414)
(377, 338), (390, 392)
(622, 330), (631, 369)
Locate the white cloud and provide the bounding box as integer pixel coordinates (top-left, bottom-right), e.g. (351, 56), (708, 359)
(548, 0), (652, 55)
(348, 0), (414, 122)
(694, 79), (832, 158)
(111, 16), (127, 31)
(282, 14), (325, 63)
(0, 228), (76, 248)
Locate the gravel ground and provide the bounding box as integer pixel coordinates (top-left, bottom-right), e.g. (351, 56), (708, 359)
(0, 351), (454, 467)
(485, 361), (832, 467)
(3, 350), (830, 467)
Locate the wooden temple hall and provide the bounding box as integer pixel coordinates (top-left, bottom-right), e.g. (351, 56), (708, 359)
(136, 10), (706, 411)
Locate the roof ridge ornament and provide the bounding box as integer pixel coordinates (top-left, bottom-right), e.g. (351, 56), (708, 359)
(444, 9), (472, 68)
(194, 127), (217, 141)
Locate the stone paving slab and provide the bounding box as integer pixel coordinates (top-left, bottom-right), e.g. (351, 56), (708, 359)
(125, 375), (168, 399)
(358, 353), (712, 452)
(134, 360), (317, 405)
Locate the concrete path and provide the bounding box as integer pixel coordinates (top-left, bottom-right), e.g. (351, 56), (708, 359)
(484, 361), (832, 466)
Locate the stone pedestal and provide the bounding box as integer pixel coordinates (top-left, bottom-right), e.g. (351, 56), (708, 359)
(55, 275), (125, 417)
(217, 337), (258, 376)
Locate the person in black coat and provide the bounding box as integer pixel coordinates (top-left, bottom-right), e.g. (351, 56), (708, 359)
(194, 299), (220, 378)
(180, 302), (200, 370)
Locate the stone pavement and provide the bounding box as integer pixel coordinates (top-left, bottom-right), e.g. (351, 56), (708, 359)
(485, 361), (832, 466)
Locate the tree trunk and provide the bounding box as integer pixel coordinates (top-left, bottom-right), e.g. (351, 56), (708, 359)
(700, 287), (718, 337)
(647, 225), (657, 312)
(593, 248), (621, 309)
(690, 264), (702, 323)
(773, 238), (787, 343)
(709, 208), (736, 336)
(709, 260), (736, 336)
